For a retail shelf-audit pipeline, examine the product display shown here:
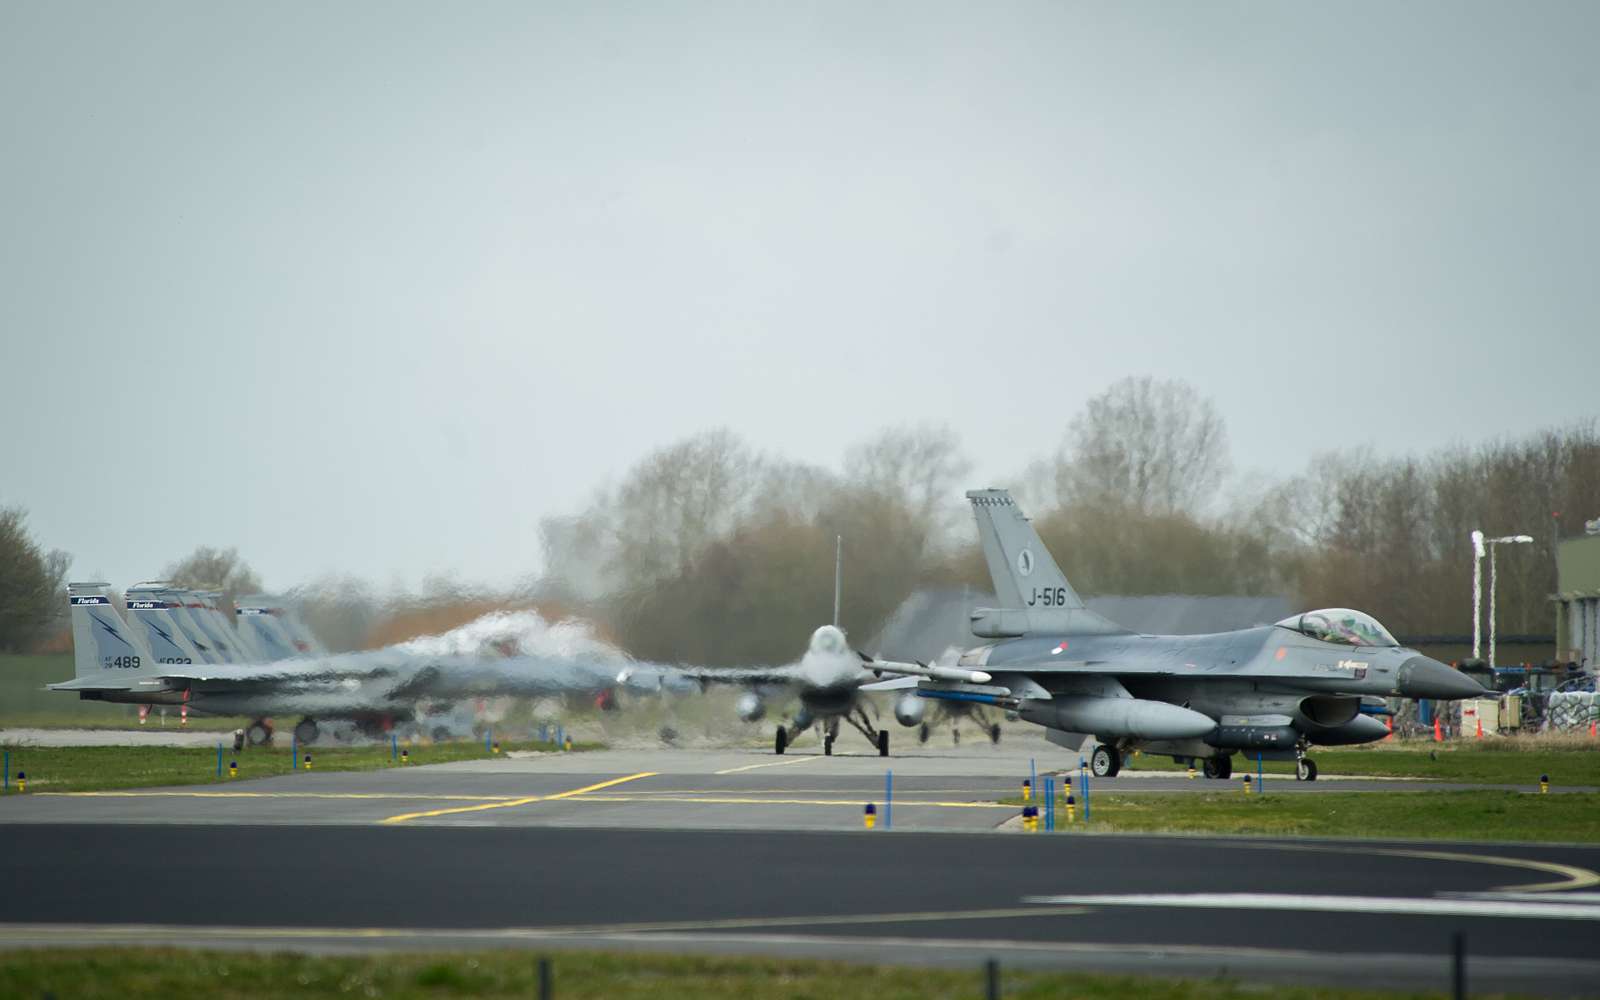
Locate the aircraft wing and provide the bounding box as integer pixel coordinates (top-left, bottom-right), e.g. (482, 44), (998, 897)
(1005, 659), (1165, 675)
(665, 664), (806, 688)
(860, 675), (919, 691)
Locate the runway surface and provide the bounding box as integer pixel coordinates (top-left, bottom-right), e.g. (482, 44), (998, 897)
(2, 822), (1597, 995)
(3, 745), (1597, 994)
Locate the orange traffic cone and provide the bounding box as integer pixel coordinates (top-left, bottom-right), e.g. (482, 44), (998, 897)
(1475, 716), (1483, 739)
(1384, 716), (1393, 741)
(1590, 719), (1597, 738)
(1433, 716), (1443, 742)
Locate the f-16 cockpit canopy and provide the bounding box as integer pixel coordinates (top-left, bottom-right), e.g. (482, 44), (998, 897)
(1276, 609), (1399, 648)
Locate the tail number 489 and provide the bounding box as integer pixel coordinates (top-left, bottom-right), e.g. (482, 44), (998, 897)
(103, 656), (142, 669)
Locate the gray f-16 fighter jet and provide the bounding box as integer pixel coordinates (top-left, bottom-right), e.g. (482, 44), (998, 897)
(889, 489), (1488, 780)
(673, 540), (989, 756)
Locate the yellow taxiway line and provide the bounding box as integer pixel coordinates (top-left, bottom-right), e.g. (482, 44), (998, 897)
(576, 794), (1014, 809)
(379, 772), (657, 824)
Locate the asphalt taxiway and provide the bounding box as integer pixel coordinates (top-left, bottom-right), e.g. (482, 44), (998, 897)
(3, 745), (1597, 995)
(0, 745), (1583, 830)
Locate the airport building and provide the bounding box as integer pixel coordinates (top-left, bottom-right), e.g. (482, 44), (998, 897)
(1554, 529), (1600, 673)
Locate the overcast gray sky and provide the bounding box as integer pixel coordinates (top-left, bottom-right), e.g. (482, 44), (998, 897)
(2, 1), (1595, 592)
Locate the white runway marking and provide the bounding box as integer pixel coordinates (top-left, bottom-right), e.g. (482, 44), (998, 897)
(713, 756), (822, 775)
(1023, 893), (1600, 921)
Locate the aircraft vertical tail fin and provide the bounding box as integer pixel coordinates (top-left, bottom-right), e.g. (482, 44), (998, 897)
(964, 489), (1124, 637)
(124, 585), (204, 664)
(278, 601), (327, 657)
(235, 595), (301, 661)
(66, 582), (160, 682)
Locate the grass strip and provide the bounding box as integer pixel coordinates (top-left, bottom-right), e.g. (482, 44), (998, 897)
(0, 739), (601, 795)
(1002, 789), (1600, 843)
(1117, 744), (1600, 786)
(0, 947), (1515, 1000)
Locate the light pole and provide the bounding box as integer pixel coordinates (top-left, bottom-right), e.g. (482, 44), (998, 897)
(1471, 531), (1485, 661)
(1486, 534), (1534, 668)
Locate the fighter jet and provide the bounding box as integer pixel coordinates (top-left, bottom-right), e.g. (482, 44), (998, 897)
(670, 539), (991, 756)
(53, 582), (640, 746)
(873, 490), (1489, 780)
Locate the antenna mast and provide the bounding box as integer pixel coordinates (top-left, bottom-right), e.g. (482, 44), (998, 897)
(833, 535), (842, 628)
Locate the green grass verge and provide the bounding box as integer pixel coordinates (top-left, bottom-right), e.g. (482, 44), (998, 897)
(0, 948), (1514, 999)
(1002, 790), (1600, 843)
(0, 739), (602, 794)
(1120, 744), (1600, 786)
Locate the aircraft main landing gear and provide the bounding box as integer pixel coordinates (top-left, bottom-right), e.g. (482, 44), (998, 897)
(1090, 744), (1122, 778)
(824, 735), (835, 756)
(293, 718), (319, 745)
(775, 727), (788, 755)
(1203, 755), (1233, 780)
(877, 730), (889, 757)
(246, 720), (274, 746)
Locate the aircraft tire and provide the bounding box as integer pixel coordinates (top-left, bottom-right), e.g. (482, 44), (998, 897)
(246, 722), (272, 746)
(1203, 755), (1233, 780)
(1091, 744), (1121, 778)
(294, 719), (319, 746)
(824, 735), (834, 756)
(775, 727), (787, 755)
(1297, 758), (1318, 782)
(918, 724), (930, 744)
(990, 724), (1002, 745)
(877, 731), (889, 757)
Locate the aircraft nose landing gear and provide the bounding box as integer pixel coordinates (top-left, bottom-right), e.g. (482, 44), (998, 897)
(1295, 747), (1318, 781)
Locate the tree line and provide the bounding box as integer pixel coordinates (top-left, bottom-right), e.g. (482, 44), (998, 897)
(5, 377), (1595, 663)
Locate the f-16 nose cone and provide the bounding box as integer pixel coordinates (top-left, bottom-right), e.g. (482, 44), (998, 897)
(1398, 657), (1490, 700)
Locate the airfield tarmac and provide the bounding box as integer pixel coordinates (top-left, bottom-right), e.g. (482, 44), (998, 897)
(2, 743), (1599, 995)
(0, 742), (1573, 829)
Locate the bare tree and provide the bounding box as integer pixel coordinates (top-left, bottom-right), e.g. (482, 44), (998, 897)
(843, 424), (973, 560)
(607, 429), (764, 592)
(163, 546), (262, 608)
(1059, 376), (1230, 517)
